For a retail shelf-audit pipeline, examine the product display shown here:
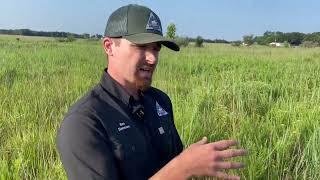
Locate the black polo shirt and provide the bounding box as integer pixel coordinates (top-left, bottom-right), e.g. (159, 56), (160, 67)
(56, 69), (183, 180)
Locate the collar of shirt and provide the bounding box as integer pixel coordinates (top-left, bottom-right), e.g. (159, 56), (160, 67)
(99, 68), (144, 108)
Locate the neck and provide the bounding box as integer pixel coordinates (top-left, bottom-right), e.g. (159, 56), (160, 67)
(107, 68), (140, 100)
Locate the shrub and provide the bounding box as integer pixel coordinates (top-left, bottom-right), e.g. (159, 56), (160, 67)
(284, 41), (290, 48)
(55, 38), (65, 42)
(231, 41), (242, 47)
(66, 35), (76, 42)
(174, 37), (189, 47)
(195, 36), (204, 47)
(55, 36), (76, 43)
(301, 41), (319, 48)
(86, 38), (100, 42)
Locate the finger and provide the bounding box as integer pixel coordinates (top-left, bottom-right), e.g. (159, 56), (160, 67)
(212, 140), (239, 150)
(213, 162), (245, 170)
(219, 149), (248, 159)
(211, 171), (240, 180)
(194, 137), (208, 145)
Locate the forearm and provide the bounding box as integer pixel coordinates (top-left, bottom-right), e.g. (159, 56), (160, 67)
(149, 155), (190, 180)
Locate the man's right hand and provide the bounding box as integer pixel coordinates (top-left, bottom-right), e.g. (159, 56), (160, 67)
(177, 137), (247, 180)
(150, 137), (247, 180)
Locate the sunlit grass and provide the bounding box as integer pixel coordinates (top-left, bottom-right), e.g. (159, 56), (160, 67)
(1, 36), (320, 179)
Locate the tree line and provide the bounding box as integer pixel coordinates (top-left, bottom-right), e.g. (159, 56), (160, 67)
(0, 29), (103, 39)
(166, 23), (228, 48)
(2, 28), (319, 47)
(243, 31), (320, 47)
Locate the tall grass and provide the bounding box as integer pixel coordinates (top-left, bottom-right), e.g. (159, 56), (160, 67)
(1, 36), (319, 179)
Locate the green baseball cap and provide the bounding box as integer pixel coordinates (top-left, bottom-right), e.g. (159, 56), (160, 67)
(104, 4), (180, 51)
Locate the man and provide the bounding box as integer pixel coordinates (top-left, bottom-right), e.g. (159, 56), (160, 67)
(57, 4), (247, 180)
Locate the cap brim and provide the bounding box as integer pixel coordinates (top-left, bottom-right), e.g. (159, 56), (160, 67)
(124, 33), (180, 51)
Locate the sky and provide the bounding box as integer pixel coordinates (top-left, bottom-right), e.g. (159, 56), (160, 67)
(0, 0), (319, 41)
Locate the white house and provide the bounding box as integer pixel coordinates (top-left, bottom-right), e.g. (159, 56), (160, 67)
(269, 42), (285, 47)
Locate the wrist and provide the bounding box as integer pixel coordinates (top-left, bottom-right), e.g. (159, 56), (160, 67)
(173, 154), (192, 179)
(149, 154), (191, 180)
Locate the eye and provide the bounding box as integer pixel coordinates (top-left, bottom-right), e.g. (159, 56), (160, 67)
(137, 45), (147, 49)
(154, 43), (162, 52)
(132, 44), (147, 50)
(131, 43), (161, 52)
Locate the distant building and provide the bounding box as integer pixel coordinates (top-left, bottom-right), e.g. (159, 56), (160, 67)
(242, 42), (248, 46)
(269, 42), (285, 47)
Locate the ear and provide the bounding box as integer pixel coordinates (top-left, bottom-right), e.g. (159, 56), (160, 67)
(103, 37), (113, 56)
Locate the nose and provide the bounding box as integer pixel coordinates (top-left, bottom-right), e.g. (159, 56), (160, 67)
(145, 49), (159, 65)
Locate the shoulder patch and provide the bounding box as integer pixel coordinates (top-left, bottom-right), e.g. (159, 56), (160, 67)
(156, 101), (168, 117)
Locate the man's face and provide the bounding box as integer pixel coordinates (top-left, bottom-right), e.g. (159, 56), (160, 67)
(110, 38), (161, 91)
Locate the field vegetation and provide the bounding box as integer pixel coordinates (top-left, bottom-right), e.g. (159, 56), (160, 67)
(1, 35), (320, 179)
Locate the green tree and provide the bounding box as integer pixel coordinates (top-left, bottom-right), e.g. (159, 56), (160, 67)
(255, 36), (268, 45)
(66, 35), (76, 42)
(195, 36), (204, 47)
(231, 41), (242, 47)
(174, 36), (189, 47)
(166, 23), (176, 39)
(286, 32), (305, 45)
(82, 33), (90, 39)
(243, 35), (254, 46)
(304, 32), (320, 44)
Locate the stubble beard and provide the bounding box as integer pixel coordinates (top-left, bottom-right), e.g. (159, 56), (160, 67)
(135, 76), (152, 91)
(134, 72), (152, 92)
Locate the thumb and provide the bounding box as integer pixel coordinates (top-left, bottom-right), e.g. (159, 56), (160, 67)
(194, 137), (208, 145)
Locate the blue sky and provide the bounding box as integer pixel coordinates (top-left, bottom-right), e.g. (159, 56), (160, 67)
(0, 0), (319, 41)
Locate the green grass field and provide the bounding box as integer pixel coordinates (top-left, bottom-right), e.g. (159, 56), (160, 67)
(1, 35), (320, 179)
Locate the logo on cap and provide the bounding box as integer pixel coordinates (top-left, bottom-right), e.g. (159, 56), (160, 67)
(146, 12), (162, 33)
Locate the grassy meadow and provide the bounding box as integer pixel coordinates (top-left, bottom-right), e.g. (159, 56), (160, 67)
(0, 35), (320, 179)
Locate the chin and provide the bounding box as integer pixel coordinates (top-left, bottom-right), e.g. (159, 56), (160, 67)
(136, 80), (152, 92)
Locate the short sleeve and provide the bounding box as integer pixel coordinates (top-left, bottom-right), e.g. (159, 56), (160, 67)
(56, 113), (119, 180)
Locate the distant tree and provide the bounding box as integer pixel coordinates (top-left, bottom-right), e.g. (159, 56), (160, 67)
(301, 41), (319, 48)
(283, 41), (290, 48)
(262, 31), (278, 44)
(174, 36), (189, 47)
(243, 35), (254, 46)
(66, 35), (76, 42)
(166, 23), (176, 39)
(273, 31), (285, 42)
(96, 34), (103, 39)
(82, 33), (90, 39)
(20, 29), (31, 36)
(255, 36), (268, 45)
(231, 41), (242, 47)
(304, 32), (320, 44)
(263, 31), (274, 37)
(195, 36), (204, 47)
(90, 34), (103, 39)
(286, 32), (305, 46)
(255, 31), (308, 46)
(212, 39), (230, 44)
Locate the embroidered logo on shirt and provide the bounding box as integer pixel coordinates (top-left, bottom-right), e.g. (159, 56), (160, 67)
(156, 101), (168, 117)
(118, 122), (130, 132)
(146, 12), (162, 33)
